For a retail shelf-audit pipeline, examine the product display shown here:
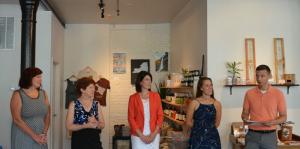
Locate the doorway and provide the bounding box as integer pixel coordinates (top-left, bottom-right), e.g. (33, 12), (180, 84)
(50, 62), (63, 149)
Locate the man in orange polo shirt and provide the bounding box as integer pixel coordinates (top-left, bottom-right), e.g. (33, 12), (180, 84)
(241, 65), (287, 149)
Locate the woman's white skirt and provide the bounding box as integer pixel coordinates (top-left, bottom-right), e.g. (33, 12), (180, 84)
(131, 134), (160, 149)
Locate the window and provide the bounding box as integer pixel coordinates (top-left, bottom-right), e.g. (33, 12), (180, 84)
(0, 17), (14, 50)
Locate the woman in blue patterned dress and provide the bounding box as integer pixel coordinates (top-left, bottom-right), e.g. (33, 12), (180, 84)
(185, 77), (222, 149)
(66, 77), (105, 149)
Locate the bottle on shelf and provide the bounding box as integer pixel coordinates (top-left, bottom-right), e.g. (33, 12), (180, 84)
(164, 105), (169, 115)
(178, 109), (183, 121)
(176, 111), (180, 120)
(182, 111), (186, 121)
(172, 106), (175, 118)
(190, 76), (195, 86)
(167, 106), (171, 117)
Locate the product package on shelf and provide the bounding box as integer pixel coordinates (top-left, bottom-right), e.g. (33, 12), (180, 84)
(181, 70), (201, 87)
(170, 73), (183, 88)
(160, 76), (194, 146)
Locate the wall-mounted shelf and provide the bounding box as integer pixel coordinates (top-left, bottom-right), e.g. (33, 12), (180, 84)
(224, 84), (299, 95)
(163, 114), (184, 125)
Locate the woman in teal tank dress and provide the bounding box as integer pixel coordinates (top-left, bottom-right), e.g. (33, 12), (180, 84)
(11, 67), (50, 149)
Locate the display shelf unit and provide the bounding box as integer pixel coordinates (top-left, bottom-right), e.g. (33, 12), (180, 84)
(224, 83), (299, 95)
(181, 70), (201, 87)
(160, 86), (192, 129)
(160, 86), (193, 89)
(162, 99), (184, 107)
(163, 114), (184, 126)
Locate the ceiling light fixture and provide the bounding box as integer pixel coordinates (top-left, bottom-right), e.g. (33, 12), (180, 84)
(117, 0), (120, 16)
(99, 0), (105, 18)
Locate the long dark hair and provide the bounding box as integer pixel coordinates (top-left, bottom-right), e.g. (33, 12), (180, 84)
(196, 77), (215, 99)
(135, 71), (152, 92)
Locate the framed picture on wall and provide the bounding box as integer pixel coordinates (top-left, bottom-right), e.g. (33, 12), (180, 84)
(273, 38), (286, 83)
(245, 38), (256, 84)
(155, 52), (168, 72)
(113, 53), (126, 74)
(131, 59), (150, 84)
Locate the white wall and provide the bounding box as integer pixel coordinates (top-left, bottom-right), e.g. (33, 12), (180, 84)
(207, 0), (300, 148)
(63, 23), (170, 149)
(170, 0), (207, 73)
(36, 11), (52, 102)
(51, 13), (65, 149)
(63, 24), (110, 149)
(0, 4), (55, 149)
(0, 5), (21, 149)
(108, 24), (170, 145)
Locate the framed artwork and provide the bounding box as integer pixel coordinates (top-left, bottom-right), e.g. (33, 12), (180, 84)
(155, 52), (168, 72)
(131, 59), (150, 84)
(113, 53), (126, 74)
(245, 38), (256, 83)
(274, 38), (286, 83)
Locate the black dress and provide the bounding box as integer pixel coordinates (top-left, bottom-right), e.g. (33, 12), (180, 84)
(189, 101), (221, 149)
(71, 100), (102, 149)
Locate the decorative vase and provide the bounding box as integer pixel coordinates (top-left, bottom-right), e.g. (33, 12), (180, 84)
(227, 77), (232, 85)
(232, 76), (238, 85)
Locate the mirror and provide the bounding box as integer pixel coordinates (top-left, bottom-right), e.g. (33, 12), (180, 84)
(274, 38), (286, 83)
(245, 38), (256, 84)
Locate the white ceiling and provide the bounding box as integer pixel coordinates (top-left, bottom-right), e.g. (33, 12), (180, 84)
(47, 0), (191, 24)
(0, 0), (191, 24)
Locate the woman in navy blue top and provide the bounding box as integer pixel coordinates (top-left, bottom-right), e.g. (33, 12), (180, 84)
(66, 77), (105, 149)
(185, 77), (222, 149)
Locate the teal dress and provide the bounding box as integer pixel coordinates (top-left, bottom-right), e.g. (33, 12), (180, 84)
(11, 89), (48, 149)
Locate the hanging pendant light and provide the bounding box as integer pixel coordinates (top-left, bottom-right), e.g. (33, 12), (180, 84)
(99, 0), (105, 18)
(117, 0), (120, 16)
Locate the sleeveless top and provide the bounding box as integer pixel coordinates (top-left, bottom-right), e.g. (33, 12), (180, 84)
(71, 99), (102, 149)
(11, 89), (48, 149)
(189, 100), (221, 149)
(73, 99), (99, 124)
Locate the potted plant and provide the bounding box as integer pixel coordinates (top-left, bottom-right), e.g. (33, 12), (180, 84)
(226, 61), (242, 84)
(181, 67), (189, 76)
